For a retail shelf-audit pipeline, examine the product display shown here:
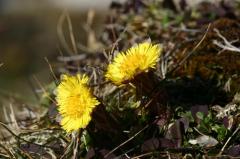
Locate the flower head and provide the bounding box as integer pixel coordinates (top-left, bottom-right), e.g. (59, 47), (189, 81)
(56, 74), (99, 133)
(105, 42), (161, 85)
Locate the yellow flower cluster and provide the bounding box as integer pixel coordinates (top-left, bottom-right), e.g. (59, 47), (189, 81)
(105, 42), (161, 85)
(56, 42), (161, 133)
(56, 74), (99, 133)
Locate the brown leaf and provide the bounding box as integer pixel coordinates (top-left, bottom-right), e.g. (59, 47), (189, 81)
(141, 138), (159, 152)
(159, 138), (177, 148)
(191, 105), (208, 123)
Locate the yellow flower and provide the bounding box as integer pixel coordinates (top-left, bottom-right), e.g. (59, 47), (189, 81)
(56, 74), (100, 133)
(105, 42), (162, 85)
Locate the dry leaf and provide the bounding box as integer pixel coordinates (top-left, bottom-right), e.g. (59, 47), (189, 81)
(189, 135), (218, 147)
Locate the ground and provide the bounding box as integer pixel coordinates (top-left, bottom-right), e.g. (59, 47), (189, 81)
(0, 0), (240, 158)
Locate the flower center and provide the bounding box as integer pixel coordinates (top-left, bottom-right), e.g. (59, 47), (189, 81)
(66, 93), (86, 118)
(120, 54), (147, 77)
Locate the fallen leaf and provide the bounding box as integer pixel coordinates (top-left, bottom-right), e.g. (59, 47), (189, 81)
(159, 138), (177, 148)
(226, 145), (240, 157)
(141, 138), (159, 152)
(189, 135), (218, 147)
(222, 116), (234, 130)
(165, 119), (186, 148)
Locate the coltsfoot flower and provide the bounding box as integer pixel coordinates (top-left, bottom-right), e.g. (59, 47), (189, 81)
(105, 42), (161, 85)
(56, 74), (99, 133)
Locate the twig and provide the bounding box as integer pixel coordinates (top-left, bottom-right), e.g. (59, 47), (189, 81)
(104, 124), (149, 158)
(213, 28), (240, 53)
(218, 124), (240, 156)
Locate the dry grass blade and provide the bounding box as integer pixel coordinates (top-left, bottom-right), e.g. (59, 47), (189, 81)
(60, 131), (81, 159)
(44, 57), (58, 83)
(218, 124), (240, 156)
(168, 23), (211, 75)
(32, 75), (56, 105)
(131, 152), (156, 159)
(3, 104), (20, 132)
(0, 143), (15, 159)
(57, 11), (73, 54)
(65, 11), (78, 55)
(104, 124), (149, 158)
